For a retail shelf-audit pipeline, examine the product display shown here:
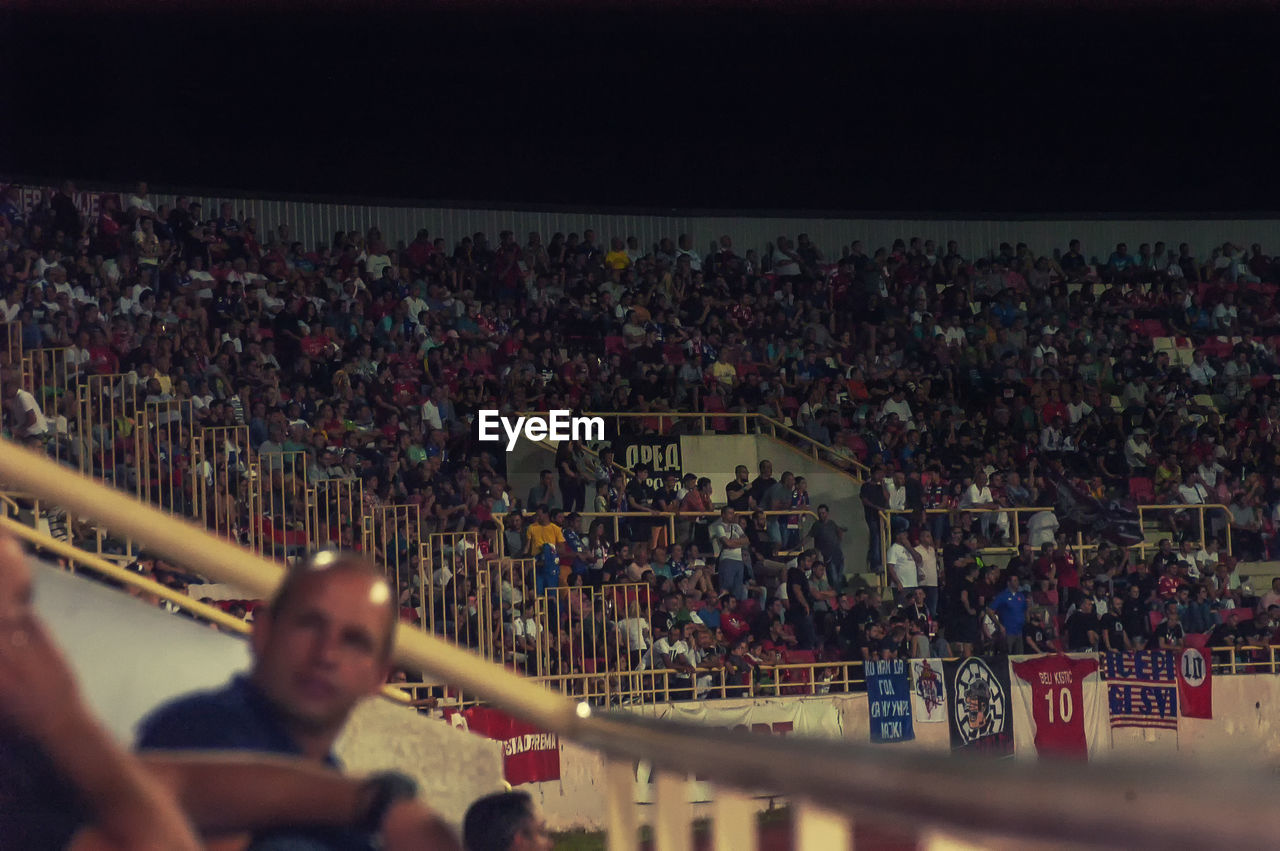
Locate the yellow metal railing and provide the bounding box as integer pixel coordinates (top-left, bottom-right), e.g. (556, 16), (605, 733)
(494, 508), (817, 559)
(876, 502), (1233, 586)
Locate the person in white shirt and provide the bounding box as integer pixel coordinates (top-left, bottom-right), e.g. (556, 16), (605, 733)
(960, 469), (1007, 541)
(887, 529), (921, 604)
(880, 388), (912, 424)
(1223, 351), (1252, 398)
(1124, 429), (1153, 471)
(913, 530), (940, 615)
(1187, 351), (1217, 388)
(674, 234), (702, 272)
(3, 376), (50, 439)
(1176, 472), (1210, 535)
(1026, 510), (1060, 548)
(1197, 459), (1225, 488)
(1212, 292), (1238, 332)
(617, 602), (652, 669)
(1065, 391), (1094, 425)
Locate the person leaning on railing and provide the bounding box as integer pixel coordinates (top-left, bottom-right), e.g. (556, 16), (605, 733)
(0, 532), (458, 851)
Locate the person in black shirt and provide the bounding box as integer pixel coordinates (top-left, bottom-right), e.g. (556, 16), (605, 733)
(749, 459), (776, 508)
(1065, 597), (1102, 651)
(1005, 543), (1035, 587)
(1099, 594), (1131, 651)
(724, 464), (754, 512)
(624, 463), (662, 545)
(1024, 609), (1052, 653)
(1149, 538), (1179, 577)
(786, 551), (818, 650)
(1120, 583), (1151, 649)
(1152, 604), (1186, 650)
(859, 466), (889, 572)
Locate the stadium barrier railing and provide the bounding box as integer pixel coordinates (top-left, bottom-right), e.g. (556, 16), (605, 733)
(877, 503), (1233, 587)
(492, 508), (817, 560)
(3, 435), (1277, 849)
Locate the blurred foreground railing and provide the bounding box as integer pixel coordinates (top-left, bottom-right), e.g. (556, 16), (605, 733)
(2, 436), (1278, 850)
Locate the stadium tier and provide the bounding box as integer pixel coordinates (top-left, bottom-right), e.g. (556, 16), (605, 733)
(4, 179), (1280, 707)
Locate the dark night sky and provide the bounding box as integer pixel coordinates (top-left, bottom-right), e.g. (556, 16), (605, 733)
(3, 2), (1280, 214)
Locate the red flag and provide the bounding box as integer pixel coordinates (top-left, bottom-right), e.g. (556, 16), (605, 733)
(1177, 648), (1213, 719)
(446, 706), (562, 785)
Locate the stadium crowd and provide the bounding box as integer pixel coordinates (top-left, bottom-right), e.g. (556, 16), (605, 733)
(4, 180), (1280, 698)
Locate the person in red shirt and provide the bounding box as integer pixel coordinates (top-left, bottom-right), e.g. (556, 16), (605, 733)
(1039, 388), (1069, 427)
(719, 594), (752, 644)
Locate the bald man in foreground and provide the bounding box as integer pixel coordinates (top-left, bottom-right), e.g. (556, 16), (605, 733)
(0, 533), (457, 849)
(138, 552), (454, 849)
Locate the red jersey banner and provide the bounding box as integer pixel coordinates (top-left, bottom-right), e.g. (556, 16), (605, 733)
(1177, 647), (1213, 719)
(446, 707), (561, 785)
(1011, 655), (1098, 759)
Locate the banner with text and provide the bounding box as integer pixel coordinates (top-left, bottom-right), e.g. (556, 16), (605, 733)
(614, 435), (683, 489)
(445, 706), (561, 786)
(867, 658), (915, 742)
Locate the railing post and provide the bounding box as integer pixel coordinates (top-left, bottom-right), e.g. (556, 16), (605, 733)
(653, 772), (693, 851)
(712, 786), (758, 851)
(605, 759), (639, 851)
(794, 799), (852, 851)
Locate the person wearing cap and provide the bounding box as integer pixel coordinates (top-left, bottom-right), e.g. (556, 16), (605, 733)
(1124, 427), (1153, 474)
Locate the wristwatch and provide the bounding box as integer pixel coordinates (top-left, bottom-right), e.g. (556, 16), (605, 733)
(356, 771), (420, 835)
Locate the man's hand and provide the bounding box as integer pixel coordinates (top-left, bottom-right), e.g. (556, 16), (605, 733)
(0, 613), (83, 742)
(381, 799), (461, 851)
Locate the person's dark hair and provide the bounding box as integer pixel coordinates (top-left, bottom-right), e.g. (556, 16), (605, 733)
(463, 791), (535, 851)
(267, 551), (396, 660)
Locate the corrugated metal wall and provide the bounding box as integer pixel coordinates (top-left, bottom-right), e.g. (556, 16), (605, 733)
(140, 188), (1280, 263)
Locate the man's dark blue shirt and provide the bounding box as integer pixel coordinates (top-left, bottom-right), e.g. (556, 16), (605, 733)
(137, 675), (369, 850)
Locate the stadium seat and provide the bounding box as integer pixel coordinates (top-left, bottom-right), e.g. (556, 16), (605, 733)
(604, 335), (627, 356)
(1185, 633), (1209, 650)
(663, 343), (686, 365)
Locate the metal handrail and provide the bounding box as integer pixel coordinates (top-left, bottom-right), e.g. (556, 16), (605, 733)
(3, 436), (1277, 849)
(492, 508), (818, 559)
(874, 502), (1234, 587)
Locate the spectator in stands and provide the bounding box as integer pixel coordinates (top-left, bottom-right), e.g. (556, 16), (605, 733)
(803, 503), (846, 592)
(1153, 602), (1186, 650)
(1065, 597), (1101, 651)
(709, 506), (749, 601)
(990, 573), (1029, 654)
(463, 791), (551, 851)
(860, 466), (889, 573)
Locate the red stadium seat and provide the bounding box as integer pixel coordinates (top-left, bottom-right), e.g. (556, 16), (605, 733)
(1185, 632), (1209, 650)
(604, 335), (627, 356)
(663, 343), (686, 365)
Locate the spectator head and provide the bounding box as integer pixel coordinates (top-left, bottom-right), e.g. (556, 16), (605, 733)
(254, 552), (395, 736)
(463, 790), (550, 851)
(758, 459), (773, 478)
